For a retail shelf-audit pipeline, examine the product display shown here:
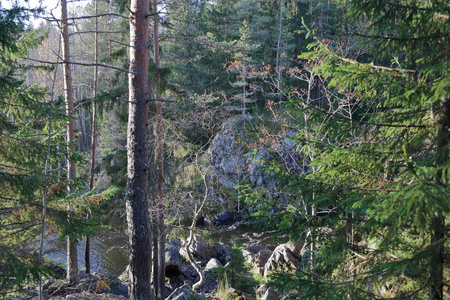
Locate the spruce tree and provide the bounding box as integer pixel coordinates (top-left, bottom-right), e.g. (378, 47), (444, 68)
(243, 0), (449, 299)
(0, 4), (67, 294)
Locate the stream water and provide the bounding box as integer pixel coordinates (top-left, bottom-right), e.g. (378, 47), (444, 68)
(45, 223), (283, 276)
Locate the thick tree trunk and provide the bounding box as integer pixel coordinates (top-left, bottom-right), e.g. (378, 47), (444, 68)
(126, 0), (153, 298)
(61, 0), (78, 284)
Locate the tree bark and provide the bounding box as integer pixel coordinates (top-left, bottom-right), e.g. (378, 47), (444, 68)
(61, 0), (78, 284)
(126, 0), (153, 298)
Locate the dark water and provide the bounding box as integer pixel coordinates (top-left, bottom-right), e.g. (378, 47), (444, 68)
(45, 223), (282, 276)
(45, 230), (129, 276)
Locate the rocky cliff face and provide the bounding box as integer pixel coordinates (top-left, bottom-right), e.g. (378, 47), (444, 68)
(206, 115), (303, 208)
(207, 116), (246, 189)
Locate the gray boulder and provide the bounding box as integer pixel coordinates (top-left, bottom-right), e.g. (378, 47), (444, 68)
(205, 258), (223, 271)
(180, 235), (217, 261)
(264, 243), (300, 277)
(166, 285), (193, 300)
(242, 245), (268, 263)
(253, 249), (272, 275)
(284, 240), (305, 258)
(242, 245), (272, 275)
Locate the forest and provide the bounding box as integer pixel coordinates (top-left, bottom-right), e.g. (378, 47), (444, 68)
(1, 0), (449, 299)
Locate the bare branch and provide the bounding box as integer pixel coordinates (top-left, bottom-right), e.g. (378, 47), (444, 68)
(45, 12), (129, 22)
(69, 30), (123, 37)
(108, 39), (130, 48)
(24, 57), (129, 74)
(339, 57), (418, 74)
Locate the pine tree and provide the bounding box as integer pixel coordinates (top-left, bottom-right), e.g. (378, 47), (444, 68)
(126, 0), (153, 298)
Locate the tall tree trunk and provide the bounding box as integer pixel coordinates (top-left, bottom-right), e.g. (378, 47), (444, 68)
(61, 0), (78, 284)
(85, 0), (99, 275)
(126, 0), (153, 298)
(152, 0), (166, 297)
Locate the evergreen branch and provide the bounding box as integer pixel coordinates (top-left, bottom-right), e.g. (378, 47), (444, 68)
(303, 269), (387, 286)
(303, 177), (397, 193)
(160, 36), (239, 52)
(435, 13), (449, 20)
(0, 196), (20, 201)
(0, 207), (14, 213)
(0, 163), (29, 172)
(0, 100), (47, 110)
(0, 133), (43, 147)
(1, 219), (38, 230)
(373, 284), (427, 300)
(301, 102), (426, 129)
(355, 32), (446, 42)
(303, 266), (427, 299)
(338, 57), (418, 74)
(360, 121), (426, 129)
(0, 222), (39, 239)
(384, 2), (443, 14)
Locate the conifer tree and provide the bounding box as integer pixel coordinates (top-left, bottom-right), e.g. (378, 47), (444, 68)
(243, 1), (449, 299)
(0, 3), (67, 294)
(126, 0), (153, 298)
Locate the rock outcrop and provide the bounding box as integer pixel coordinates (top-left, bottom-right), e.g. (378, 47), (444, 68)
(263, 244), (300, 277)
